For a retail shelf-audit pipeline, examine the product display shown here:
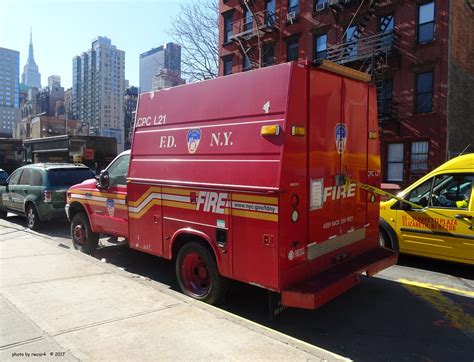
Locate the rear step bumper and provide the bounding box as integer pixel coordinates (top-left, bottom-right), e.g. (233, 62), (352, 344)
(281, 248), (398, 310)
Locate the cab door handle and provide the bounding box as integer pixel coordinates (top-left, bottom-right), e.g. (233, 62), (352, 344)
(454, 214), (472, 220)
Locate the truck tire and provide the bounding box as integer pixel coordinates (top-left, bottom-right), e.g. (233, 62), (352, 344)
(26, 204), (41, 230)
(71, 212), (99, 255)
(176, 242), (228, 305)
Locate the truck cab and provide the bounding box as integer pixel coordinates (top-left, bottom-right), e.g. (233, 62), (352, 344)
(66, 150), (130, 253)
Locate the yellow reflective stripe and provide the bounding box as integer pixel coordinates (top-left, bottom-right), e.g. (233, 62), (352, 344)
(162, 187), (195, 196)
(232, 194), (278, 205)
(70, 198), (127, 210)
(129, 199), (162, 219)
(232, 209), (278, 222)
(71, 189), (126, 200)
(128, 187), (161, 207)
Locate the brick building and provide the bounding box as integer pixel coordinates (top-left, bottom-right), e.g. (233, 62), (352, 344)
(218, 0), (474, 186)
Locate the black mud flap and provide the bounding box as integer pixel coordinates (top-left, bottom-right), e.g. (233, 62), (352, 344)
(268, 291), (287, 320)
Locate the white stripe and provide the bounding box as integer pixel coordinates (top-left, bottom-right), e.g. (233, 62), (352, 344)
(128, 192), (162, 213)
(135, 119), (285, 134)
(162, 194), (189, 203)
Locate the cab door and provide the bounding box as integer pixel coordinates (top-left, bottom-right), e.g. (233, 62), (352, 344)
(93, 154), (130, 237)
(395, 173), (474, 264)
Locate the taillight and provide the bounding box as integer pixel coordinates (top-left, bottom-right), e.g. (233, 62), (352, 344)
(43, 190), (52, 203)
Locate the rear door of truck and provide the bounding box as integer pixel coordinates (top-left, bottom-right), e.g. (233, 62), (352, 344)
(307, 67), (371, 267)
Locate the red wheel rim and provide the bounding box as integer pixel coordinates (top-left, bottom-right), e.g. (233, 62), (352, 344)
(73, 224), (86, 246)
(181, 253), (211, 297)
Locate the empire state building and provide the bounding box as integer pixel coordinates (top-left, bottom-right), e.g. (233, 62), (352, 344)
(21, 30), (41, 88)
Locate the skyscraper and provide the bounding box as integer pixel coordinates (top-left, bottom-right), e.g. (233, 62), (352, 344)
(21, 30), (41, 89)
(139, 42), (181, 93)
(0, 47), (21, 136)
(72, 36), (125, 151)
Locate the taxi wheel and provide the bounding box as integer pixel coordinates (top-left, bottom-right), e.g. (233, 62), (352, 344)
(26, 205), (41, 230)
(176, 242), (228, 305)
(71, 212), (99, 255)
(379, 227), (399, 252)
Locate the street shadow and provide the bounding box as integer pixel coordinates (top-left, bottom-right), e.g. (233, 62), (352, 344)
(398, 254), (474, 280)
(2, 214), (70, 240)
(88, 244), (474, 362)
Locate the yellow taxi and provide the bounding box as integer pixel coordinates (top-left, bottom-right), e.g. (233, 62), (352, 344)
(379, 154), (473, 265)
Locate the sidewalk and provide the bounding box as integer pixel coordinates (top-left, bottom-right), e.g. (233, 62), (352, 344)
(0, 221), (348, 361)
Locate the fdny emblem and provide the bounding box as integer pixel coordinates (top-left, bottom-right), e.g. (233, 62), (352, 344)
(335, 123), (347, 155)
(187, 129), (202, 154)
(106, 199), (115, 217)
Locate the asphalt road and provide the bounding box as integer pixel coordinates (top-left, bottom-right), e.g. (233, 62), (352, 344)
(2, 215), (473, 362)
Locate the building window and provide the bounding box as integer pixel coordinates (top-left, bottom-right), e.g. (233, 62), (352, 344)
(380, 14), (394, 32)
(243, 53), (252, 71)
(223, 13), (233, 44)
(378, 79), (393, 118)
(223, 57), (233, 76)
(417, 1), (435, 44)
(288, 0), (300, 14)
(243, 8), (253, 32)
(314, 0), (328, 12)
(262, 44), (275, 67)
(265, 0), (276, 27)
(314, 34), (327, 60)
(387, 143), (404, 182)
(415, 71), (433, 113)
(287, 38), (299, 61)
(410, 141), (429, 172)
(344, 26), (357, 58)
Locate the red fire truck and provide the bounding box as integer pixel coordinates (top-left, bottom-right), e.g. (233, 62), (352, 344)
(66, 60), (397, 312)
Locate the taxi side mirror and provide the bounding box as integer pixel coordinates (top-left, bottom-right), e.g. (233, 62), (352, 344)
(97, 170), (110, 190)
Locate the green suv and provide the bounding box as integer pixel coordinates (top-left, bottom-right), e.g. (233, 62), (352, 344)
(0, 163), (94, 230)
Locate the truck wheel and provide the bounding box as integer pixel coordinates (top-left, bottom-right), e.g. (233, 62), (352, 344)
(176, 242), (228, 305)
(71, 212), (99, 255)
(26, 204), (41, 230)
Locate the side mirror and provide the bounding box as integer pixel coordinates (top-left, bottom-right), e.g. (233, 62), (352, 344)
(97, 170), (110, 190)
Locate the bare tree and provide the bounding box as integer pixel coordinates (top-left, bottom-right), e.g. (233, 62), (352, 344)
(168, 0), (219, 82)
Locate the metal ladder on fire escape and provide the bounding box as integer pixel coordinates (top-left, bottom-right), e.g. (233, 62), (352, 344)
(230, 0), (275, 70)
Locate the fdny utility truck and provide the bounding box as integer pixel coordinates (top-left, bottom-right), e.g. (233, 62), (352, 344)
(66, 60), (397, 312)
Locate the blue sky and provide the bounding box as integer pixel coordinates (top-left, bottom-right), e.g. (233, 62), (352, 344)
(1, 0), (192, 89)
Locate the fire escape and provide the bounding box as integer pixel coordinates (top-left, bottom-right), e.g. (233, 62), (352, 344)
(325, 0), (399, 126)
(228, 0), (279, 70)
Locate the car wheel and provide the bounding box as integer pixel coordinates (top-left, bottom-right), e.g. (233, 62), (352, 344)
(71, 212), (99, 255)
(26, 204), (41, 230)
(176, 242), (228, 305)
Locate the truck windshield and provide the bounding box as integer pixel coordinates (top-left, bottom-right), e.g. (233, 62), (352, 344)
(48, 168), (95, 187)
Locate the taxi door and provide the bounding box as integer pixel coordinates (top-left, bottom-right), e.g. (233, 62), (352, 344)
(395, 173), (474, 264)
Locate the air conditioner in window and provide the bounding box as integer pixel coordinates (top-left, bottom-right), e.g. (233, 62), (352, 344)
(316, 3), (327, 11)
(286, 11), (297, 23)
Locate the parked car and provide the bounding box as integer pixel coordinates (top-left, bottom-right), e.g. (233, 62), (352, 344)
(0, 163), (95, 229)
(0, 169), (8, 183)
(380, 154), (473, 265)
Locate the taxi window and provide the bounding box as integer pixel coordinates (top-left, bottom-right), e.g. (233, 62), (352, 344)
(431, 174), (472, 209)
(407, 178), (433, 207)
